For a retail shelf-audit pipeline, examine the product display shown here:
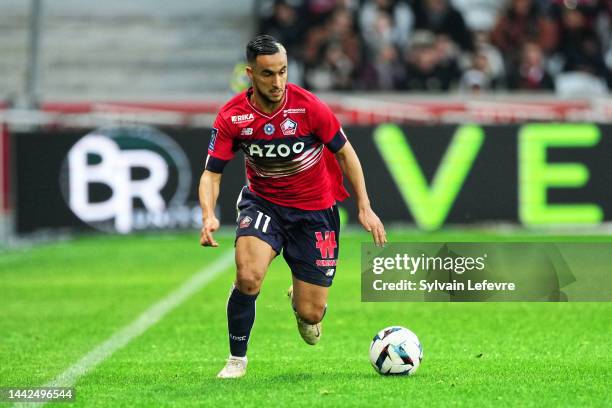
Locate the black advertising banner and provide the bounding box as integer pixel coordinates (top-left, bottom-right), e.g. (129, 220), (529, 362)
(344, 125), (518, 226)
(13, 126), (245, 234)
(348, 124), (612, 230)
(11, 124), (612, 234)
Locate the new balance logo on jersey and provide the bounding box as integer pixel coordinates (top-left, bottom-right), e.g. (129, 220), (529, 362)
(241, 128), (253, 136)
(246, 142), (305, 158)
(231, 113), (254, 124)
(315, 231), (337, 259)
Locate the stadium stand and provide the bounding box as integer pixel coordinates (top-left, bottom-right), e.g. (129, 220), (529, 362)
(256, 0), (612, 94)
(2, 0), (609, 98)
(0, 0), (254, 100)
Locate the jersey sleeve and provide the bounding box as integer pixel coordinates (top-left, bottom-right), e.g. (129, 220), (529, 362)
(312, 98), (347, 153)
(205, 115), (235, 173)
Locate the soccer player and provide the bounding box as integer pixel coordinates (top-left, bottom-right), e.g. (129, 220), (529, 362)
(200, 34), (386, 379)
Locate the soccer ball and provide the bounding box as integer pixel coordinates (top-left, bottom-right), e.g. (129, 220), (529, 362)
(369, 326), (423, 375)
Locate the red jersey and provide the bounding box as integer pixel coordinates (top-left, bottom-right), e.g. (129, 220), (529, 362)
(206, 83), (349, 210)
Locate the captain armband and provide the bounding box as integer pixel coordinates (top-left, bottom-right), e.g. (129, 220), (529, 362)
(326, 130), (348, 153)
(205, 155), (230, 173)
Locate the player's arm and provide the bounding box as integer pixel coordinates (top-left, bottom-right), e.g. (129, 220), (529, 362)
(199, 170), (222, 247)
(335, 142), (387, 246)
(200, 119), (234, 248)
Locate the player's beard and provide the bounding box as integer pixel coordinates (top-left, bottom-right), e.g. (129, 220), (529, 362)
(264, 87), (284, 104)
(254, 82), (284, 106)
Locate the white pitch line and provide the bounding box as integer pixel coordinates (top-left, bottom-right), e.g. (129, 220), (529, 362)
(14, 250), (234, 408)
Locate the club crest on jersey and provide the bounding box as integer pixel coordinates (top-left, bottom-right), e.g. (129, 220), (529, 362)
(239, 216), (252, 229)
(264, 123), (275, 135)
(280, 118), (298, 136)
(209, 128), (218, 151)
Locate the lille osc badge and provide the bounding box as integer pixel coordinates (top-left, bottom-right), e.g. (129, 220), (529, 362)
(281, 118), (298, 136)
(264, 123), (275, 135)
(239, 216), (252, 229)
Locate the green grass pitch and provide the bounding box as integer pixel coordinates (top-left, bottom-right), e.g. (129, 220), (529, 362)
(1, 230), (611, 407)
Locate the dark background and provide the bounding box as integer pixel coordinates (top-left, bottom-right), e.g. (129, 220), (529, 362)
(12, 125), (612, 234)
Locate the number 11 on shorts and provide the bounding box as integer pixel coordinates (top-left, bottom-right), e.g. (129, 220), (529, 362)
(254, 211), (271, 233)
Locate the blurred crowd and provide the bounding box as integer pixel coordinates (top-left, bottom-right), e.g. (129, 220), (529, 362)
(256, 0), (612, 94)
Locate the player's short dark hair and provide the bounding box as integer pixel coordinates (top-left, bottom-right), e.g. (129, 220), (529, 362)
(246, 35), (283, 63)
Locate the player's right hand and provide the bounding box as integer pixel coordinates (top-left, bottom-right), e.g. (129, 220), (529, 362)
(200, 216), (220, 247)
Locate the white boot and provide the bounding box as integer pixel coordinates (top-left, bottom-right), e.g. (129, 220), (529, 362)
(217, 355), (247, 379)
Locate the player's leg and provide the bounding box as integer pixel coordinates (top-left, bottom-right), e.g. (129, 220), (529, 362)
(218, 236), (276, 379)
(290, 278), (328, 324)
(288, 278), (328, 345)
(229, 236), (276, 351)
(234, 236), (276, 294)
(284, 205), (340, 345)
(218, 187), (284, 378)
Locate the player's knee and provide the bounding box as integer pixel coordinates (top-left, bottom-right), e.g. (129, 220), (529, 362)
(235, 268), (263, 294)
(296, 304), (326, 324)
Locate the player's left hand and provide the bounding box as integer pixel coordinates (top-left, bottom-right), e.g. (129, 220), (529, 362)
(358, 208), (386, 247)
